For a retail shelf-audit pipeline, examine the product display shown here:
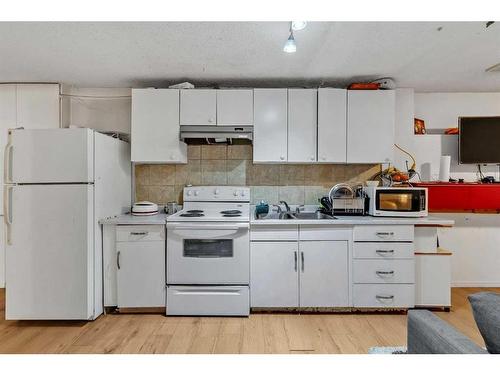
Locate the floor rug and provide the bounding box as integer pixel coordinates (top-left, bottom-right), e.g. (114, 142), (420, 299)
(368, 346), (407, 354)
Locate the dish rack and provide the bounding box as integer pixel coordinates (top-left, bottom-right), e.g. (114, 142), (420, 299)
(321, 183), (368, 216)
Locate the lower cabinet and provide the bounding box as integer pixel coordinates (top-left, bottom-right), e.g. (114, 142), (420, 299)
(116, 238), (165, 308)
(250, 240), (349, 308)
(250, 242), (299, 307)
(299, 241), (349, 307)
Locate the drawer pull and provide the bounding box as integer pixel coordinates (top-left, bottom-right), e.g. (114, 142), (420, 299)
(117, 251), (121, 270)
(376, 249), (394, 254)
(376, 294), (394, 300)
(376, 231), (394, 237)
(294, 251), (297, 272)
(130, 231), (148, 236)
(376, 270), (395, 276)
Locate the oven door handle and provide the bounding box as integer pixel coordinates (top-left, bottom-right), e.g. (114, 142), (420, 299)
(166, 223), (249, 231)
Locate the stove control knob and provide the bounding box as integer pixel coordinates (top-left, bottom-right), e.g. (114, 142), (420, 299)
(241, 190), (246, 197)
(187, 190), (193, 196)
(233, 190), (238, 196)
(194, 191), (199, 196)
(214, 189), (220, 195)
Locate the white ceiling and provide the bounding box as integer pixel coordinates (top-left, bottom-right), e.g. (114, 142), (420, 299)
(1, 21), (500, 91)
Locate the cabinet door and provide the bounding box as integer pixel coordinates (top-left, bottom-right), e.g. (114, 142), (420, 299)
(217, 89), (253, 126)
(253, 89), (288, 163)
(299, 241), (349, 307)
(131, 89), (187, 163)
(116, 241), (165, 308)
(288, 89), (317, 163)
(347, 90), (395, 163)
(16, 84), (60, 128)
(180, 89), (217, 125)
(250, 242), (299, 307)
(318, 88), (347, 163)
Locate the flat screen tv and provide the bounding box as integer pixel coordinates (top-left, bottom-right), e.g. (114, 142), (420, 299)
(459, 117), (500, 164)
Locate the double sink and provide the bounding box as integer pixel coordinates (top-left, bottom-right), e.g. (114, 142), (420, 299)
(258, 211), (337, 221)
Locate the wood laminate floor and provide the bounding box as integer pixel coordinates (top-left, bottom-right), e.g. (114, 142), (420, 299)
(0, 287), (497, 354)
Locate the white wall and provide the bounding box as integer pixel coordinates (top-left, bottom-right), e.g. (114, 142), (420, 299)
(60, 86), (131, 134)
(394, 91), (500, 287)
(414, 93), (500, 181)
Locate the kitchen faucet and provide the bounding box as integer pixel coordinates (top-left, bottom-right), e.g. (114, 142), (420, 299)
(279, 200), (290, 212)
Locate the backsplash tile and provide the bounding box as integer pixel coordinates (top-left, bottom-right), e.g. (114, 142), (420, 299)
(135, 144), (380, 205)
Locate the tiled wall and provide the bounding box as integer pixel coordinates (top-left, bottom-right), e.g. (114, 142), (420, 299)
(135, 144), (381, 205)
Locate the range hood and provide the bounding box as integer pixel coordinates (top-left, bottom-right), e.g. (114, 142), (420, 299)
(180, 125), (253, 141)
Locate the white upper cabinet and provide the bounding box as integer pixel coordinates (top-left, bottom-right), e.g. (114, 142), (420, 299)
(180, 89), (217, 125)
(216, 89), (253, 126)
(287, 89), (317, 163)
(347, 90), (395, 163)
(253, 89), (288, 163)
(318, 88), (347, 163)
(131, 89), (187, 163)
(16, 84), (60, 129)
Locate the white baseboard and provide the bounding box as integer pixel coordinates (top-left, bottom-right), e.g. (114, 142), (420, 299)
(451, 282), (500, 287)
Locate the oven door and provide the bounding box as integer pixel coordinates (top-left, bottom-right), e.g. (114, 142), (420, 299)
(167, 222), (250, 284)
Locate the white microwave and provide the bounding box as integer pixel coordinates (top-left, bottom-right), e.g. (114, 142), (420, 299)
(364, 187), (428, 217)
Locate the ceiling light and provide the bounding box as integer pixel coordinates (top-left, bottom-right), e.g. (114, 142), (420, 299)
(283, 32), (296, 53)
(292, 21), (307, 31)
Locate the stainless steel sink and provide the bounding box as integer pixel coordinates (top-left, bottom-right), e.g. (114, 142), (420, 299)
(293, 211), (336, 220)
(256, 211), (336, 220)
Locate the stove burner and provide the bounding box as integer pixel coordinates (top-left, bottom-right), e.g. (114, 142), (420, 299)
(223, 214), (242, 217)
(187, 210), (204, 214)
(180, 213), (205, 217)
(220, 210), (242, 215)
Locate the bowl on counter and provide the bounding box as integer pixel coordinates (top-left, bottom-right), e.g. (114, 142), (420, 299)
(365, 180), (380, 187)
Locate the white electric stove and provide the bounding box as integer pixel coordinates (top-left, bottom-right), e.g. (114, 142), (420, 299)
(166, 186), (250, 316)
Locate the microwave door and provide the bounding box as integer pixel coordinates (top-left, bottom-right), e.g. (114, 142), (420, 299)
(377, 191), (416, 212)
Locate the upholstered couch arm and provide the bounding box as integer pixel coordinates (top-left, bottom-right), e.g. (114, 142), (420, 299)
(407, 310), (487, 354)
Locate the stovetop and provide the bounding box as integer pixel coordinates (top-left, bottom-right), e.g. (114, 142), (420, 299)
(167, 186), (251, 223)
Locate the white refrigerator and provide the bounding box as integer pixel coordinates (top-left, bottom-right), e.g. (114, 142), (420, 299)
(3, 128), (131, 320)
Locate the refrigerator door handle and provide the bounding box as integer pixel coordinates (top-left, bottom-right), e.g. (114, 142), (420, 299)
(4, 141), (13, 184)
(3, 185), (13, 245)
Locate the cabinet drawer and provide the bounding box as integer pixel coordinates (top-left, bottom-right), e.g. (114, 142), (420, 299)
(299, 226), (351, 241)
(353, 242), (414, 259)
(116, 225), (165, 242)
(353, 259), (415, 284)
(353, 284), (415, 308)
(353, 225), (413, 242)
(251, 225), (298, 241)
(167, 286), (249, 316)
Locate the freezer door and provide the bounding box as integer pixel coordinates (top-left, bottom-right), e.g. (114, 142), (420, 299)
(6, 184), (95, 320)
(9, 128), (94, 184)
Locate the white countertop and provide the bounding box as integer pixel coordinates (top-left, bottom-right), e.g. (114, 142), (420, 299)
(250, 215), (454, 226)
(100, 212), (454, 227)
(99, 212), (169, 225)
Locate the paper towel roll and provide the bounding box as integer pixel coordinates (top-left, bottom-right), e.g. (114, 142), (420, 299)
(439, 155), (451, 182)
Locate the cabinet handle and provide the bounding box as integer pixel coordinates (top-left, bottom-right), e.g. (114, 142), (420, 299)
(376, 249), (395, 255)
(376, 294), (394, 300)
(301, 252), (304, 272)
(376, 231), (394, 237)
(280, 156), (285, 161)
(117, 251), (121, 270)
(294, 251), (297, 271)
(130, 231), (148, 236)
(376, 270), (395, 276)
